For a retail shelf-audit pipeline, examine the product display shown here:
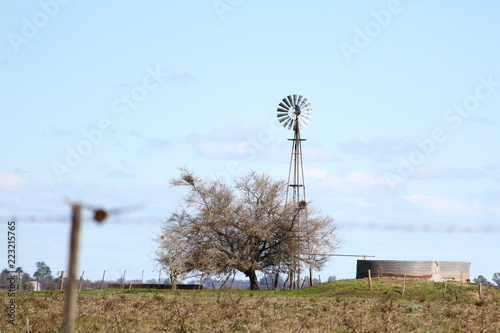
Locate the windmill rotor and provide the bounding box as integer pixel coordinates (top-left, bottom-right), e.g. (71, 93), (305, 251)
(277, 95), (313, 130)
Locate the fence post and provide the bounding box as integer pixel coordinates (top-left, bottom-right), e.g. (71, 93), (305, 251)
(368, 269), (372, 291)
(141, 270), (144, 283)
(62, 203), (82, 333)
(59, 271), (65, 292)
(402, 274), (406, 295)
(16, 271), (21, 291)
(478, 282), (483, 301)
(121, 270), (126, 290)
(79, 271), (85, 291)
(100, 270), (106, 290)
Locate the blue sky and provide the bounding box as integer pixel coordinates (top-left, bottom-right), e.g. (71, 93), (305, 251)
(1, 0), (499, 283)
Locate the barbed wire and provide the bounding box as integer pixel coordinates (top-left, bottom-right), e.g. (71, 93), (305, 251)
(1, 214), (164, 225)
(2, 214), (499, 233)
(344, 221), (500, 234)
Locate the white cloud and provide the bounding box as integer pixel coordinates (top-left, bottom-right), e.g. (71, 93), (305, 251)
(356, 200), (375, 208)
(307, 168), (390, 195)
(105, 169), (137, 178)
(306, 144), (343, 162)
(403, 194), (473, 215)
(191, 122), (341, 164)
(413, 165), (491, 179)
(338, 137), (417, 162)
(0, 170), (27, 190)
(305, 168), (328, 180)
(345, 170), (386, 189)
(140, 138), (171, 155)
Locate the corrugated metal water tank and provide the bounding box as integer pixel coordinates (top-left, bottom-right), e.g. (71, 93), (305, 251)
(356, 260), (470, 282)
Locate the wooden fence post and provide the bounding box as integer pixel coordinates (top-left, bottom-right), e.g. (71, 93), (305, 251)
(121, 270), (126, 290)
(62, 203), (82, 333)
(16, 271), (21, 291)
(402, 274), (406, 295)
(59, 271), (64, 292)
(368, 269), (372, 291)
(100, 270), (106, 290)
(478, 282), (483, 301)
(79, 271), (85, 291)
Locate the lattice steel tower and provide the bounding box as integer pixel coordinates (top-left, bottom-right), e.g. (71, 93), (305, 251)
(277, 94), (313, 288)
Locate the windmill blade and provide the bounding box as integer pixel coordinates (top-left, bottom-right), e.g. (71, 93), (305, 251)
(299, 117), (310, 128)
(277, 113), (289, 120)
(300, 104), (311, 112)
(278, 115), (290, 123)
(282, 117), (292, 128)
(287, 95), (294, 108)
(301, 114), (312, 121)
(292, 94), (298, 106)
(302, 109), (313, 116)
(296, 95), (304, 106)
(282, 97), (291, 108)
(300, 114), (312, 122)
(279, 101), (289, 109)
(301, 102), (312, 110)
(287, 119), (295, 130)
(277, 107), (289, 113)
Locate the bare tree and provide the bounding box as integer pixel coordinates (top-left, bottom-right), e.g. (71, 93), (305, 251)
(155, 168), (341, 290)
(154, 211), (197, 290)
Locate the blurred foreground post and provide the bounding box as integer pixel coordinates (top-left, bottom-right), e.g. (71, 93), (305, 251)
(62, 203), (82, 333)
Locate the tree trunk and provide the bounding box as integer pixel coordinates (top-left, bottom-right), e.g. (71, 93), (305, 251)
(244, 269), (259, 290)
(172, 275), (177, 291)
(273, 272), (279, 290)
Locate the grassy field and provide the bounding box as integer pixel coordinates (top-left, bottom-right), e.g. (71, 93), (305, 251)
(1, 278), (499, 332)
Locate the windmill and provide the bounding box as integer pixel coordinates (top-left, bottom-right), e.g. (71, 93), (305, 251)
(277, 94), (312, 288)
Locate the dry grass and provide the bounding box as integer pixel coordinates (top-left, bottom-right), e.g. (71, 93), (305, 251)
(1, 279), (499, 332)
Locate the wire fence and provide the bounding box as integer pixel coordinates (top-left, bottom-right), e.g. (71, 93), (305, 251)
(13, 268), (359, 292)
(3, 214), (499, 233)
